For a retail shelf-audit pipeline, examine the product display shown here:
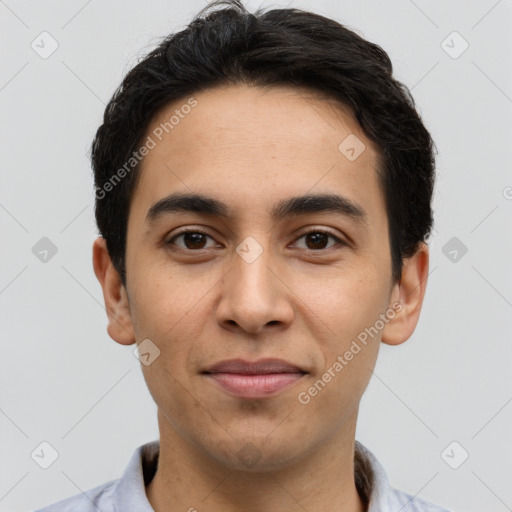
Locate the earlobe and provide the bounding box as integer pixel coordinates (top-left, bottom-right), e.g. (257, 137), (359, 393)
(381, 242), (429, 346)
(92, 237), (136, 346)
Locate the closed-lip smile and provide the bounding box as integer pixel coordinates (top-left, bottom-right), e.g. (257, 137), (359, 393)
(202, 358), (307, 398)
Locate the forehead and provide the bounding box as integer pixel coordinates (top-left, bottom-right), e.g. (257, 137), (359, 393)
(130, 83), (385, 229)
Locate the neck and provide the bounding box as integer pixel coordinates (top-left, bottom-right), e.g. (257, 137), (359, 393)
(146, 409), (367, 512)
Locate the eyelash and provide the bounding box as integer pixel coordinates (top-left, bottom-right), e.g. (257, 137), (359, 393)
(166, 228), (346, 253)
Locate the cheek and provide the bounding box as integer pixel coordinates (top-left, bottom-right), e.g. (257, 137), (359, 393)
(296, 276), (383, 409)
(130, 266), (217, 374)
(129, 257), (203, 332)
(295, 337), (379, 443)
(134, 291), (207, 347)
(292, 264), (387, 343)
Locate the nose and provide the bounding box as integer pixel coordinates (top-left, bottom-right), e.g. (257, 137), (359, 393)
(215, 244), (295, 335)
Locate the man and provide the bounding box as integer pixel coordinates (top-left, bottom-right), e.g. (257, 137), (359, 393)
(36, 0), (450, 510)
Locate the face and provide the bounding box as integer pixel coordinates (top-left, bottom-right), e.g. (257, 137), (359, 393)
(101, 83), (418, 471)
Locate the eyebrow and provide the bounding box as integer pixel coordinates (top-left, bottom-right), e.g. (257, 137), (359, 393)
(145, 192), (368, 226)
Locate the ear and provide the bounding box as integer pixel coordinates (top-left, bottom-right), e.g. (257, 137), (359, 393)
(92, 237), (136, 345)
(381, 242), (429, 346)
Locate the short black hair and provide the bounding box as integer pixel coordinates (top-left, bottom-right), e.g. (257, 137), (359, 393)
(91, 0), (436, 287)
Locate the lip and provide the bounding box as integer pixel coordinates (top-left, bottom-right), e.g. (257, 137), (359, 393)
(203, 358), (305, 374)
(202, 358), (307, 398)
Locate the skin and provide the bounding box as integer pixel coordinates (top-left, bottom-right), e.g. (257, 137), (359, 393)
(93, 83), (429, 512)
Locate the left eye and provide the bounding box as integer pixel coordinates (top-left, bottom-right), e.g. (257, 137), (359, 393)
(293, 231), (343, 251)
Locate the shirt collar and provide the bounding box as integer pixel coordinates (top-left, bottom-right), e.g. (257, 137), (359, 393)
(355, 440), (391, 511)
(114, 440), (159, 512)
(113, 439), (389, 511)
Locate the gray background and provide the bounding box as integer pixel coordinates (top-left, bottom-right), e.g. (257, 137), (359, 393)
(1, 1), (511, 511)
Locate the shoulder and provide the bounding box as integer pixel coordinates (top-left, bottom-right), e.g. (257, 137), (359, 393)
(354, 440), (451, 512)
(382, 486), (452, 512)
(32, 479), (117, 512)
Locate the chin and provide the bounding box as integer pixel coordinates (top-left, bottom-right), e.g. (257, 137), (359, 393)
(206, 435), (310, 473)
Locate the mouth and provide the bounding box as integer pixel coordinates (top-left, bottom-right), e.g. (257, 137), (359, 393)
(201, 358), (307, 398)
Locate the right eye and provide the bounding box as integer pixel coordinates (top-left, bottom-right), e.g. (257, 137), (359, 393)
(166, 230), (220, 251)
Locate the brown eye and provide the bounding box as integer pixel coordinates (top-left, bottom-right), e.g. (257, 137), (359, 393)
(294, 230), (344, 251)
(305, 232), (329, 250)
(167, 231), (217, 250)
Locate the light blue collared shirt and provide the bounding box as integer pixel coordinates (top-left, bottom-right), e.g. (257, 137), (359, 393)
(34, 440), (450, 511)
